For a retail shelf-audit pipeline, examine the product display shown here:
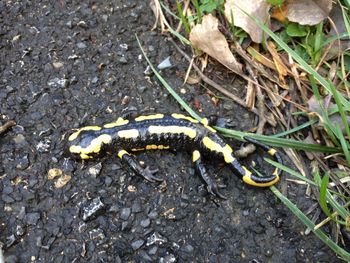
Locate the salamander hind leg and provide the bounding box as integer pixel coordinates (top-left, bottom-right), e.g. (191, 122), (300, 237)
(192, 150), (227, 199)
(117, 150), (162, 183)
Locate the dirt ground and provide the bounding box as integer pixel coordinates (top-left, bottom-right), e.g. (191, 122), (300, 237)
(0, 1), (342, 262)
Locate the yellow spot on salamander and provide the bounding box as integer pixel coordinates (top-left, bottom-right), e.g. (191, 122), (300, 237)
(267, 148), (277, 156)
(171, 113), (199, 123)
(202, 137), (235, 163)
(200, 118), (209, 126)
(69, 134), (112, 159)
(145, 145), (170, 150)
(192, 150), (200, 162)
(118, 150), (129, 159)
(104, 117), (129, 128)
(117, 129), (139, 139)
(68, 126), (101, 141)
(148, 125), (197, 139)
(200, 118), (216, 133)
(135, 114), (164, 121)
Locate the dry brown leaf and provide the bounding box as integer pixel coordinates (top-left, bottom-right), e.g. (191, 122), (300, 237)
(189, 14), (242, 73)
(271, 2), (288, 23)
(266, 41), (288, 87)
(48, 168), (63, 180)
(185, 74), (201, 85)
(149, 0), (166, 32)
(245, 81), (255, 109)
(308, 95), (350, 135)
(224, 0), (270, 43)
(54, 175), (72, 188)
(286, 0), (332, 26)
(247, 46), (276, 70)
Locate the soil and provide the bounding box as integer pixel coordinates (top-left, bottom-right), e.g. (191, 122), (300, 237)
(0, 0), (342, 262)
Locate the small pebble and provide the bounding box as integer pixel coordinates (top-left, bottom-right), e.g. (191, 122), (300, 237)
(47, 168), (63, 180)
(66, 20), (73, 28)
(148, 246), (157, 255)
(121, 221), (129, 231)
(101, 14), (108, 22)
(77, 42), (87, 49)
(157, 56), (172, 69)
(88, 163), (102, 177)
(52, 62), (64, 69)
(82, 197), (105, 221)
(131, 202), (141, 213)
(16, 225), (24, 236)
(118, 56), (127, 64)
(147, 211), (158, 219)
(104, 176), (112, 187)
(119, 208), (131, 221)
(183, 244), (194, 253)
(25, 212), (41, 225)
(137, 86), (147, 93)
(16, 155), (29, 170)
(159, 253), (176, 263)
(140, 218), (150, 228)
(131, 239), (144, 250)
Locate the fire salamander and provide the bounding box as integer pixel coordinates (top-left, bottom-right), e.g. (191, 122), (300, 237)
(68, 113), (282, 198)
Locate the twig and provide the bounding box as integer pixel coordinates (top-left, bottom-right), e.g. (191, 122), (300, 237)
(246, 64), (266, 134)
(183, 55), (194, 85)
(0, 120), (16, 134)
(169, 38), (277, 126)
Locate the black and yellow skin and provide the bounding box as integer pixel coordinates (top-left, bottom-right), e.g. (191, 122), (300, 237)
(68, 113), (282, 198)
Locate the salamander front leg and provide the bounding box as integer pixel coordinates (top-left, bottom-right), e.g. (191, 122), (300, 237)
(192, 150), (227, 199)
(117, 150), (163, 182)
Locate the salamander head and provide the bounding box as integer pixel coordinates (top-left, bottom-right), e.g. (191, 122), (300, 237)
(67, 126), (112, 160)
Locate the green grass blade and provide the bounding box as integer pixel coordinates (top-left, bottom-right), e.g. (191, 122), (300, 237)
(319, 173), (334, 219)
(270, 186), (350, 261)
(191, 0), (202, 23)
(271, 119), (317, 138)
(176, 1), (190, 34)
(314, 171), (349, 220)
(265, 159), (317, 186)
(319, 172), (347, 225)
(216, 127), (342, 153)
(341, 4), (350, 37)
(335, 123), (350, 165)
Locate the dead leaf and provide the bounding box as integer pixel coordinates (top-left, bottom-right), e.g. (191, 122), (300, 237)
(325, 4), (350, 60)
(247, 46), (276, 70)
(189, 14), (243, 73)
(271, 2), (288, 23)
(266, 41), (288, 87)
(245, 81), (255, 109)
(224, 0), (270, 43)
(48, 168), (63, 180)
(185, 74), (201, 84)
(307, 95), (350, 135)
(54, 175), (72, 188)
(286, 0), (332, 26)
